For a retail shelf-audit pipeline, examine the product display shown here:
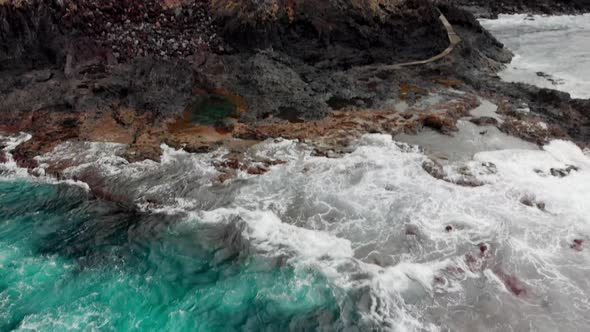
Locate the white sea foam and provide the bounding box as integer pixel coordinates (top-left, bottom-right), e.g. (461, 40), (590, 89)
(186, 134), (590, 330)
(0, 132), (32, 178)
(481, 14), (590, 99)
(0, 134), (91, 191)
(12, 128), (590, 330)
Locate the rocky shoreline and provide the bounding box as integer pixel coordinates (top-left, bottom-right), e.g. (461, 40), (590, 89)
(1, 0), (589, 188)
(453, 0), (590, 18)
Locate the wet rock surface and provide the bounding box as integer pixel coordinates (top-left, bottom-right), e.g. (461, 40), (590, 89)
(550, 165), (579, 177)
(470, 116), (498, 126)
(0, 0), (589, 175)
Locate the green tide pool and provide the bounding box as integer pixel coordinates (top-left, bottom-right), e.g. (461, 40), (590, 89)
(0, 181), (340, 331)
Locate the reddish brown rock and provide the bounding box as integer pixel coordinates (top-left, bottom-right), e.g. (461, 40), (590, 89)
(520, 197), (535, 207)
(571, 239), (584, 251)
(246, 166), (268, 175)
(405, 225), (419, 236)
(432, 77), (463, 88)
(217, 171), (235, 184)
(264, 160), (287, 167)
(400, 82), (429, 101)
(422, 114), (455, 133)
(465, 254), (477, 271)
(494, 269), (528, 297)
(479, 244), (488, 256)
(500, 117), (566, 146)
(418, 98), (477, 135)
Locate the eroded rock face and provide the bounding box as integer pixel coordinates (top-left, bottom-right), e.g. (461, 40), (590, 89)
(0, 57), (194, 117)
(212, 0), (449, 68)
(0, 1), (66, 70)
(1, 0), (588, 175)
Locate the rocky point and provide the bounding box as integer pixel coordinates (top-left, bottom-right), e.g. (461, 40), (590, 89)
(0, 0), (589, 184)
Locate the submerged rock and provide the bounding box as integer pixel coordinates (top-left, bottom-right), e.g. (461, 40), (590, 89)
(571, 239), (584, 251)
(550, 165), (579, 177)
(470, 116), (499, 126)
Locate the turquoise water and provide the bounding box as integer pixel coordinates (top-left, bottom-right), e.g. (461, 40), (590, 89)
(0, 181), (341, 331)
(188, 94), (237, 125)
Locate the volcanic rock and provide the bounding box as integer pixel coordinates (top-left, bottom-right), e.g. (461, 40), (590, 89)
(470, 116), (499, 126)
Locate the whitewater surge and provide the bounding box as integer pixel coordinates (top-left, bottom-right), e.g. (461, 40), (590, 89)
(0, 134), (90, 190)
(200, 135), (590, 331)
(481, 14), (590, 98)
(3, 126), (583, 331)
(0, 132), (32, 178)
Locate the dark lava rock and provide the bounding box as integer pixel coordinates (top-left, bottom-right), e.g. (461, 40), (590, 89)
(422, 159), (445, 180)
(470, 116), (499, 126)
(550, 165), (579, 177)
(3, 0), (588, 172)
(536, 71), (564, 86)
(422, 114), (456, 134)
(0, 57), (194, 117)
(479, 243), (488, 256)
(520, 196), (536, 207)
(212, 0), (448, 68)
(405, 224), (420, 236)
(1, 0), (513, 127)
(0, 1), (66, 70)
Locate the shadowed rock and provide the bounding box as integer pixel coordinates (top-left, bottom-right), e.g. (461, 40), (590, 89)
(212, 0), (448, 68)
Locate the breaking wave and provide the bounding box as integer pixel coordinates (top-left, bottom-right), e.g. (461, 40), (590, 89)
(3, 128), (590, 331)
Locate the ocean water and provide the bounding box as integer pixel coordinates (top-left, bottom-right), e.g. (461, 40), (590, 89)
(2, 14), (590, 330)
(0, 181), (341, 331)
(480, 14), (590, 99)
(3, 123), (590, 330)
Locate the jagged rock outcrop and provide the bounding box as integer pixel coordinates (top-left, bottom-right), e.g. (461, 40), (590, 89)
(1, 0), (588, 172)
(0, 1), (65, 70)
(212, 0), (448, 68)
(1, 0), (459, 120)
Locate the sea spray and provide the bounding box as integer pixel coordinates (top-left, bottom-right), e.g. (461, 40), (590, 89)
(2, 131), (590, 330)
